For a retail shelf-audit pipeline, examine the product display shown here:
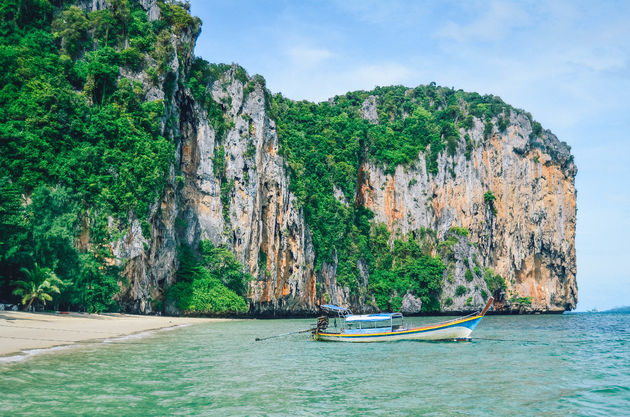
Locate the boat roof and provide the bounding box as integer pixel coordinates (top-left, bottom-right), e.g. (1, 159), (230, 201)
(320, 304), (346, 312)
(345, 313), (403, 322)
(320, 304), (352, 314)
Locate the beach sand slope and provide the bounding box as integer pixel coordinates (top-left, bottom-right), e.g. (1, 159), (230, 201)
(0, 311), (227, 357)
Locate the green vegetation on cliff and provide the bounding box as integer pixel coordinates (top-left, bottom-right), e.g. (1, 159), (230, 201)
(271, 85), (519, 311)
(167, 241), (251, 314)
(0, 0), (196, 311)
(369, 231), (445, 312)
(484, 267), (506, 297)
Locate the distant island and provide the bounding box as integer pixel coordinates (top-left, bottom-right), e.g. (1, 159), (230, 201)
(602, 306), (630, 314)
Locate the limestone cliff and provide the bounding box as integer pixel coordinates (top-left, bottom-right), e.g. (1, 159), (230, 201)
(356, 111), (577, 313)
(104, 1), (576, 315)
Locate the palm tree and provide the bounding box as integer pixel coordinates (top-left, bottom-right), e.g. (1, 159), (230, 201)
(12, 264), (65, 311)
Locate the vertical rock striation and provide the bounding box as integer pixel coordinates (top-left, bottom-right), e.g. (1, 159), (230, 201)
(175, 67), (315, 315)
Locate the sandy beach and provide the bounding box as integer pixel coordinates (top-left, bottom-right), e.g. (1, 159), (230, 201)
(0, 311), (228, 358)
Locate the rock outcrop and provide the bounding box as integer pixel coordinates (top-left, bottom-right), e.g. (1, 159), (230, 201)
(109, 1), (577, 315)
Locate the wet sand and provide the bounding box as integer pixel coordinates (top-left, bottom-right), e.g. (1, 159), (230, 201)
(0, 311), (228, 357)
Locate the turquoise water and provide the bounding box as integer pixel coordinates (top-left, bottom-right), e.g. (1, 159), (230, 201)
(1, 314), (628, 416)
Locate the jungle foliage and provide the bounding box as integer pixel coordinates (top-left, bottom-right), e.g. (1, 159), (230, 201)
(368, 232), (445, 312)
(0, 0), (195, 311)
(167, 242), (251, 314)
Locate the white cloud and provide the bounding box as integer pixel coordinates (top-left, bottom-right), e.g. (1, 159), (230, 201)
(426, 0), (630, 132)
(266, 61), (415, 102)
(564, 44), (628, 73)
(436, 1), (530, 43)
(332, 0), (428, 26)
(286, 46), (334, 68)
(348, 62), (413, 89)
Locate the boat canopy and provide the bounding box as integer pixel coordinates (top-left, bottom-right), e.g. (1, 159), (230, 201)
(320, 304), (352, 314)
(346, 313), (403, 322)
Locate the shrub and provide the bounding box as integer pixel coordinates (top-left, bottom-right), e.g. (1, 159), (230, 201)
(465, 134), (474, 160)
(465, 269), (474, 282)
(120, 47), (145, 71)
(152, 29), (174, 74)
(252, 74), (266, 88)
(444, 297), (454, 307)
(484, 190), (497, 215)
(51, 6), (89, 58)
(484, 268), (506, 295)
(74, 253), (119, 313)
(369, 233), (445, 313)
(157, 0), (200, 34)
(167, 243), (250, 314)
(511, 296), (532, 306)
(497, 114), (508, 132)
(446, 135), (458, 156)
(233, 65), (248, 84)
(245, 142), (256, 159)
(484, 121), (494, 140)
(200, 241), (253, 297)
(449, 226), (469, 237)
(460, 115), (474, 130)
(455, 285), (467, 297)
(244, 81), (256, 96)
(438, 235), (458, 258)
(531, 121), (543, 137)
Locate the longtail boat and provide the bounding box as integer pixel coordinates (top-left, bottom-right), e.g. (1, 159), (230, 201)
(313, 297), (493, 342)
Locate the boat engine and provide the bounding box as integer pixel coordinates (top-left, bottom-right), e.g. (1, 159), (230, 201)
(316, 315), (329, 332)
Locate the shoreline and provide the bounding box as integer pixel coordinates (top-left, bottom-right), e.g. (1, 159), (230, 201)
(0, 311), (232, 360)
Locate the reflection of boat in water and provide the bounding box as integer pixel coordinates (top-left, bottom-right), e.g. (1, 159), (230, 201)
(313, 297), (493, 342)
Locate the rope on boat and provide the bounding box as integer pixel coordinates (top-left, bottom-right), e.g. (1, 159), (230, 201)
(254, 315), (328, 341)
(254, 328), (315, 342)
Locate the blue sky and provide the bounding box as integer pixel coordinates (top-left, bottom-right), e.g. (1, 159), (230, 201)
(189, 0), (630, 311)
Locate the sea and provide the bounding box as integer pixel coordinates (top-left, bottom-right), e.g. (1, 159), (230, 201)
(1, 313), (628, 416)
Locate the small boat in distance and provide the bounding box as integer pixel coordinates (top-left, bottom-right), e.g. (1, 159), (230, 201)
(313, 297), (494, 342)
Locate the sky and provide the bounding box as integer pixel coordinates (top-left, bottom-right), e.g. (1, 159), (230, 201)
(189, 0), (630, 311)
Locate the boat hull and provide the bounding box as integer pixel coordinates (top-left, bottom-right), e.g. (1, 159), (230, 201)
(314, 315), (482, 342)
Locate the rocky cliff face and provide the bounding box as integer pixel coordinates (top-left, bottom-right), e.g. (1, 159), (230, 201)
(174, 68), (317, 315)
(356, 111), (576, 312)
(107, 1), (577, 315)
